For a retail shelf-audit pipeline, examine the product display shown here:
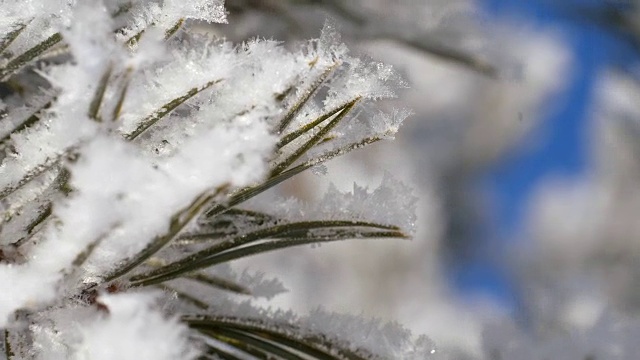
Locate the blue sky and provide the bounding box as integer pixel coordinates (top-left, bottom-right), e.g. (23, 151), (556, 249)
(479, 0), (633, 235)
(449, 0), (636, 309)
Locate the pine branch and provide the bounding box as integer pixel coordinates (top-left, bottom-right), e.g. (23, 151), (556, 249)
(88, 64), (113, 122)
(3, 329), (14, 360)
(185, 273), (252, 296)
(0, 32), (62, 81)
(0, 5), (421, 358)
(271, 98), (359, 176)
(125, 79), (223, 140)
(277, 63), (339, 133)
(0, 23), (27, 55)
(158, 284), (210, 310)
(130, 222), (405, 286)
(185, 316), (374, 360)
(276, 99), (356, 149)
(0, 98), (54, 147)
(101, 184), (230, 284)
(205, 327), (308, 360)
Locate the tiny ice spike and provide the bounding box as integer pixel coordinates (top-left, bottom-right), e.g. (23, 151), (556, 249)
(0, 1), (429, 359)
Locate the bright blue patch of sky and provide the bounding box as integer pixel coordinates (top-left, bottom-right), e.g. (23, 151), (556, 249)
(449, 0), (640, 307)
(480, 0), (600, 236)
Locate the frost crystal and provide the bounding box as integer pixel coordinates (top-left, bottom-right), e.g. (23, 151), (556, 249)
(245, 172), (417, 235)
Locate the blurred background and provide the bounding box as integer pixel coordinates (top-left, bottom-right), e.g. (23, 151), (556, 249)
(212, 0), (640, 358)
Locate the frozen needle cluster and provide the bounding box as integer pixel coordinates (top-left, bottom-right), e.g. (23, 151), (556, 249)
(0, 0), (427, 359)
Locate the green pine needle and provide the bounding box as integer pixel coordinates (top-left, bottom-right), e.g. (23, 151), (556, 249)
(0, 32), (62, 81)
(0, 23), (27, 56)
(125, 79), (223, 140)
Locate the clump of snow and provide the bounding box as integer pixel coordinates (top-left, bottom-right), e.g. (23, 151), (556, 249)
(161, 0), (227, 25)
(72, 292), (198, 360)
(65, 121), (273, 277)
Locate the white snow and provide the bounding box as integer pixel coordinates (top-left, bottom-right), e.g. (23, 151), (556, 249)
(72, 292), (198, 360)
